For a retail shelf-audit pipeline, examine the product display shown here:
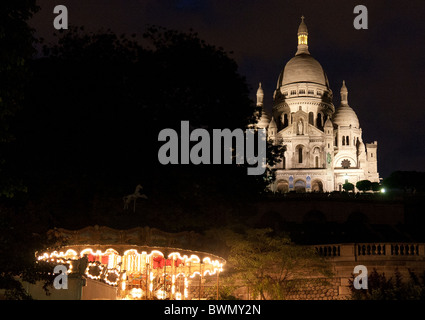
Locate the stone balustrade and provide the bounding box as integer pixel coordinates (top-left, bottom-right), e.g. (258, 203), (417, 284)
(312, 242), (425, 299)
(315, 243), (425, 261)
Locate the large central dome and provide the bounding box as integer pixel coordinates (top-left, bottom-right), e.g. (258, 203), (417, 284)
(276, 16), (330, 89)
(278, 53), (328, 87)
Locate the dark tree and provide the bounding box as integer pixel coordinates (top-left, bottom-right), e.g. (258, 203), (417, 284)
(356, 180), (372, 192)
(383, 171), (425, 193)
(343, 182), (355, 192)
(0, 1), (59, 299)
(0, 0), (39, 196)
(349, 268), (425, 300)
(9, 25), (280, 233)
(371, 182), (381, 192)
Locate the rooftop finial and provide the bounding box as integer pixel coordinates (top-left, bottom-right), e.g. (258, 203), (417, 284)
(341, 80), (348, 104)
(256, 82), (264, 106)
(296, 16), (309, 55)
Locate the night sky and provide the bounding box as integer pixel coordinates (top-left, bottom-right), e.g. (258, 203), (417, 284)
(29, 0), (425, 178)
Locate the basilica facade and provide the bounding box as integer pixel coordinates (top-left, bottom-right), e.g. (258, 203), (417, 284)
(256, 17), (379, 193)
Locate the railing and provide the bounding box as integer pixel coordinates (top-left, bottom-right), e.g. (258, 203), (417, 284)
(357, 244), (386, 256)
(315, 245), (340, 257)
(357, 243), (419, 256)
(315, 243), (424, 259)
(390, 244), (419, 256)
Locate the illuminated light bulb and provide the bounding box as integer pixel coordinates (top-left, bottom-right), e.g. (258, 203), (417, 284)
(131, 288), (142, 299)
(184, 277), (189, 298)
(156, 289), (166, 300)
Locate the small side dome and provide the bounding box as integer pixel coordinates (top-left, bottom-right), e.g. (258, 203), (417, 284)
(269, 116), (277, 129)
(257, 108), (271, 129)
(333, 106), (359, 128)
(333, 81), (360, 128)
(324, 117), (333, 128)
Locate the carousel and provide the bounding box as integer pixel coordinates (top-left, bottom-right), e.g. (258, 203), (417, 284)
(36, 226), (225, 300)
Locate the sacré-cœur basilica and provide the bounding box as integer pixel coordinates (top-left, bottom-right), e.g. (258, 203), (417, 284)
(256, 16), (379, 193)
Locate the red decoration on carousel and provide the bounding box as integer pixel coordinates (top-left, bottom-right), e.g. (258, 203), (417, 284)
(152, 256), (183, 269)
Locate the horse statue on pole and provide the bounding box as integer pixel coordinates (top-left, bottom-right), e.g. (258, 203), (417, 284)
(123, 184), (148, 212)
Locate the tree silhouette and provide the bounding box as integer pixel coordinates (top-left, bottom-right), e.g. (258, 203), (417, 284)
(349, 268), (425, 300)
(0, 1), (58, 299)
(356, 180), (372, 192)
(343, 182), (354, 192)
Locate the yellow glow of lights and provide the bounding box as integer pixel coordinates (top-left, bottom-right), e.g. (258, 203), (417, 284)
(184, 277), (189, 298)
(40, 247), (223, 273)
(37, 245), (225, 300)
(85, 262), (104, 280)
(298, 35), (308, 45)
(130, 288), (142, 299)
(104, 269), (120, 286)
(37, 249), (78, 260)
(149, 271), (154, 292)
(156, 289), (166, 300)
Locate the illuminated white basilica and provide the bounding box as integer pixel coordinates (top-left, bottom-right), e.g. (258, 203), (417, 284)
(257, 17), (379, 193)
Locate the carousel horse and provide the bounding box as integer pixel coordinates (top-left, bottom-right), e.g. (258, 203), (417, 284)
(123, 184), (148, 212)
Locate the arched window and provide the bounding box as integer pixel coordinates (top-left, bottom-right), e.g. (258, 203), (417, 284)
(346, 136), (349, 146)
(316, 113), (323, 129)
(342, 136), (345, 146)
(315, 156), (319, 168)
(308, 112), (314, 125)
(335, 134), (338, 147)
(298, 147), (303, 163)
(277, 180), (289, 193)
(283, 114), (289, 128)
(282, 146), (287, 169)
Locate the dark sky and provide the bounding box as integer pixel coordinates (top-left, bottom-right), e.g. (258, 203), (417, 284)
(29, 0), (425, 178)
